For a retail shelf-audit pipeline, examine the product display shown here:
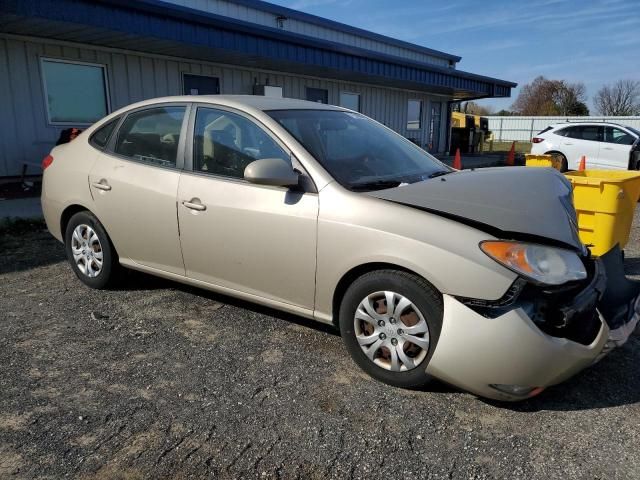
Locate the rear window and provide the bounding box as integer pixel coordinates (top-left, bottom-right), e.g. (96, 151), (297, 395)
(89, 117), (119, 149)
(537, 126), (553, 135)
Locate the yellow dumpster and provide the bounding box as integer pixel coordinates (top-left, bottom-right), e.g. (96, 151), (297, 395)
(525, 154), (562, 170)
(565, 170), (640, 256)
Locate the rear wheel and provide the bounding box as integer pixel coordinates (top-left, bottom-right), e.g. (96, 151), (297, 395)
(64, 211), (120, 289)
(339, 270), (443, 388)
(549, 152), (568, 172)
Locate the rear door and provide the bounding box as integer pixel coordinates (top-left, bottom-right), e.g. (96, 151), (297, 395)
(176, 104), (318, 308)
(599, 126), (637, 169)
(88, 103), (189, 275)
(558, 125), (602, 169)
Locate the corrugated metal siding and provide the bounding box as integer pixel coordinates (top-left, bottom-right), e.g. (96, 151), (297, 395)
(488, 116), (640, 142)
(163, 0), (452, 68)
(0, 34), (450, 176)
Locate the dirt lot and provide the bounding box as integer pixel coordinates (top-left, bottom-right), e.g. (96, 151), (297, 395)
(1, 215), (640, 479)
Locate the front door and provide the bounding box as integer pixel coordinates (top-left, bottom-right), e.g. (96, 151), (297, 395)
(89, 104), (188, 275)
(183, 74), (220, 96)
(177, 105), (318, 308)
(599, 126), (636, 169)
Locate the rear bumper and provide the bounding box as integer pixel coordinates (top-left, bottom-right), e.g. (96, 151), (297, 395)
(426, 294), (608, 401)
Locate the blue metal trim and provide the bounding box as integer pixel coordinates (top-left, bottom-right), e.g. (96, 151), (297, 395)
(215, 0), (462, 62)
(0, 0), (516, 95)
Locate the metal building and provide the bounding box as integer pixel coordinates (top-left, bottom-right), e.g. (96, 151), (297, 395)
(0, 0), (516, 178)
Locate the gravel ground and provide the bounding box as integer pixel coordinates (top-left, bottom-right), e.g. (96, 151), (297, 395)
(1, 215), (640, 479)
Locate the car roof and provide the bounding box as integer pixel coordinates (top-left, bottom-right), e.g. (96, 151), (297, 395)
(549, 121), (632, 129)
(118, 95), (345, 112)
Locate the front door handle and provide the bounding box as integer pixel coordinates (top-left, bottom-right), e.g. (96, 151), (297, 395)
(563, 142), (573, 146)
(91, 179), (111, 191)
(602, 147), (613, 150)
(182, 198), (206, 211)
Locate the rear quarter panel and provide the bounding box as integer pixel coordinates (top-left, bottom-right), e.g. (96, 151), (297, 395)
(41, 135), (99, 241)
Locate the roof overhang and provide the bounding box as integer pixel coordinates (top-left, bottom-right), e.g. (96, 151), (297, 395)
(0, 0), (517, 100)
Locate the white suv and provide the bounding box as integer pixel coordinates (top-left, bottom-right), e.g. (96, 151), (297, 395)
(530, 122), (640, 171)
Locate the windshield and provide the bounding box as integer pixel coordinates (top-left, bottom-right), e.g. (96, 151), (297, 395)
(629, 127), (640, 138)
(266, 109), (450, 190)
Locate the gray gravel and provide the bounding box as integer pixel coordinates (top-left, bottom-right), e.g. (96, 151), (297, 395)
(1, 215), (640, 479)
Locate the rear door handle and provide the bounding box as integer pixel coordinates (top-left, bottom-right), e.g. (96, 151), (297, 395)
(563, 142), (573, 145)
(602, 147), (613, 150)
(91, 180), (111, 191)
(182, 198), (206, 211)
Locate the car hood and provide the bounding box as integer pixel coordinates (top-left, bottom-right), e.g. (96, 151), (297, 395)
(367, 167), (583, 250)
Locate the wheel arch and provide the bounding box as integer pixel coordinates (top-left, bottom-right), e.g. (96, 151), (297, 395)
(544, 150), (568, 171)
(60, 205), (119, 261)
(60, 204), (94, 240)
(331, 262), (440, 327)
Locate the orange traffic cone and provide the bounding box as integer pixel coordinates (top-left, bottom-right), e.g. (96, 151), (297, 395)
(453, 148), (462, 170)
(578, 155), (586, 171)
(506, 141), (515, 166)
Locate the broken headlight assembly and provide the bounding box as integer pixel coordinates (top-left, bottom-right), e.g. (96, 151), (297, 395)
(480, 240), (587, 286)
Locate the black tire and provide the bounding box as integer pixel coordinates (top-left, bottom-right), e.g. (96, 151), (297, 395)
(64, 211), (120, 289)
(339, 270), (443, 389)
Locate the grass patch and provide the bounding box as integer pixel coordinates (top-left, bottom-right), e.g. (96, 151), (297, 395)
(483, 141), (532, 154)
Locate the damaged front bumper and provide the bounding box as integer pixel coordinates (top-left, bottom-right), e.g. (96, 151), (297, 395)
(426, 259), (609, 401)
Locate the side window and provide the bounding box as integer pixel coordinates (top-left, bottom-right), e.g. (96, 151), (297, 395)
(604, 127), (636, 145)
(555, 127), (573, 137)
(89, 117), (119, 149)
(578, 126), (601, 141)
(407, 100), (422, 130)
(113, 106), (186, 167)
(193, 107), (289, 179)
(562, 126), (600, 141)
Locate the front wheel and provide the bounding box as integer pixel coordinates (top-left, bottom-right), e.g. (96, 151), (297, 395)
(64, 211), (120, 289)
(339, 270), (443, 389)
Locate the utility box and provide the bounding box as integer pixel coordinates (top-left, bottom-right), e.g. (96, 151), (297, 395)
(252, 85), (283, 97)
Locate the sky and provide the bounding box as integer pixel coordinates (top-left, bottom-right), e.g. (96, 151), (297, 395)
(267, 0), (640, 113)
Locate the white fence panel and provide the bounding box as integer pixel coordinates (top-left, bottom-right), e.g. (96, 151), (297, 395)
(487, 116), (640, 142)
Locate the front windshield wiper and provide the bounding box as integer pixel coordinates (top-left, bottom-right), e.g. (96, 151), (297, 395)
(428, 170), (454, 178)
(349, 180), (402, 191)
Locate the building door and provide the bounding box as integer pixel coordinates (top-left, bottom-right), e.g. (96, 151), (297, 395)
(183, 74), (220, 95)
(306, 87), (328, 104)
(428, 102), (442, 153)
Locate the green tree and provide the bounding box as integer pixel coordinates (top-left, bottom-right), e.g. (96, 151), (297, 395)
(511, 76), (589, 116)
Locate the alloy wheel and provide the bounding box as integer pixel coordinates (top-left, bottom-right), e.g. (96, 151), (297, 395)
(353, 291), (430, 372)
(70, 224), (104, 278)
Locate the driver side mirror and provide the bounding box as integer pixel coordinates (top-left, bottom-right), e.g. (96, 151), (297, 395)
(244, 158), (300, 187)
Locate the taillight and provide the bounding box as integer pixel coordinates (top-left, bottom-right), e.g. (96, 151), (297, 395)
(42, 154), (54, 170)
(532, 137), (544, 143)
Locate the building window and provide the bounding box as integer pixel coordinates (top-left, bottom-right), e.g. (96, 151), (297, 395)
(428, 102), (442, 153)
(41, 58), (109, 125)
(183, 74), (220, 95)
(407, 100), (422, 130)
(306, 87), (328, 104)
(339, 92), (360, 112)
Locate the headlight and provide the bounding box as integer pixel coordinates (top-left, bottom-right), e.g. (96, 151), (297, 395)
(480, 241), (587, 285)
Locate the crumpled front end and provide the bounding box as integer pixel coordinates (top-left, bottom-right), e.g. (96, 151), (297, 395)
(426, 257), (609, 401)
